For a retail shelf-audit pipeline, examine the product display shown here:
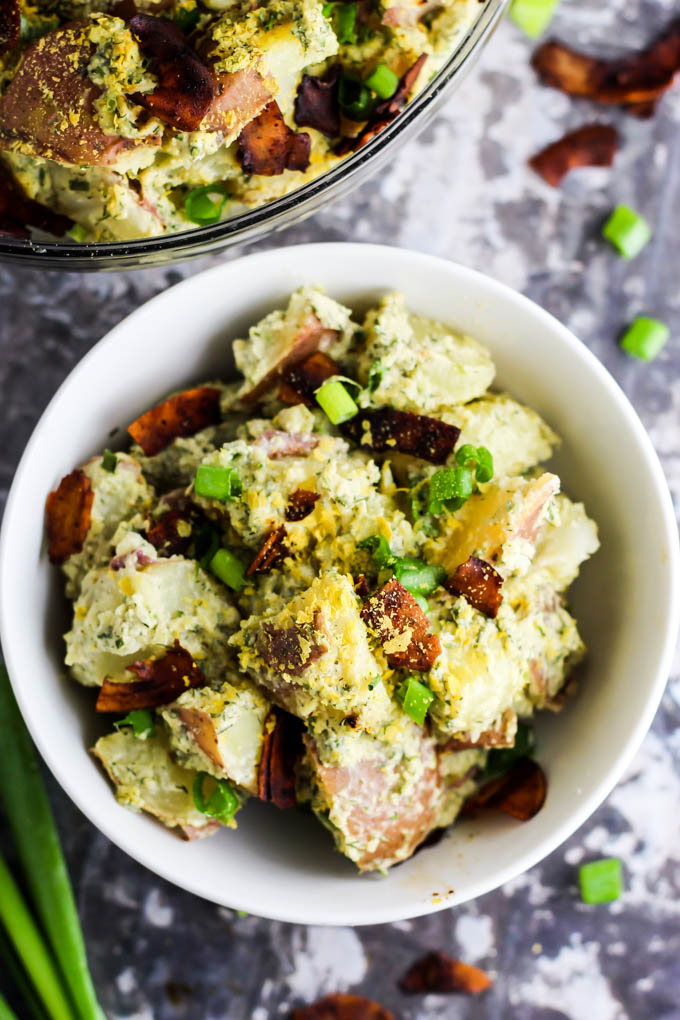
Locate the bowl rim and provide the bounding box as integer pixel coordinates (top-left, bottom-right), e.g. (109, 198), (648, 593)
(1, 242), (678, 924)
(0, 0), (508, 270)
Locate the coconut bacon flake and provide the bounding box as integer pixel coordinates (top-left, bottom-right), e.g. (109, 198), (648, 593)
(461, 757), (547, 822)
(278, 351), (341, 407)
(96, 641), (205, 712)
(291, 994), (394, 1020)
(127, 386), (221, 456)
(45, 468), (94, 564)
(446, 555), (504, 618)
(294, 70), (341, 138)
(399, 951), (492, 996)
(128, 14), (215, 132)
(257, 707), (304, 809)
(285, 489), (320, 521)
(531, 20), (680, 116)
(342, 407), (460, 464)
(257, 616), (329, 677)
(238, 100), (311, 176)
(360, 578), (441, 671)
(529, 123), (619, 186)
(336, 53), (427, 155)
(246, 524), (288, 576)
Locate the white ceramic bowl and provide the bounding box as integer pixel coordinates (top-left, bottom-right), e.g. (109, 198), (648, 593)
(1, 244), (678, 925)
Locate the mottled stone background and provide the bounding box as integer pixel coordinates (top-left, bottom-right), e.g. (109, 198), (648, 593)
(1, 1), (679, 1017)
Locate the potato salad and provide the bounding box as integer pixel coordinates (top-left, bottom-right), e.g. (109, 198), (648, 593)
(46, 288), (599, 872)
(0, 0), (486, 241)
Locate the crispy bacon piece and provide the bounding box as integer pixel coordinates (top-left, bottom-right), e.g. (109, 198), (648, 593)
(462, 757), (547, 822)
(128, 386), (221, 456)
(399, 951), (492, 995)
(246, 525), (287, 576)
(286, 489), (320, 521)
(294, 70), (341, 138)
(361, 578), (441, 671)
(0, 0), (19, 55)
(278, 351), (341, 407)
(257, 707), (303, 809)
(532, 21), (680, 114)
(145, 508), (194, 557)
(342, 408), (460, 464)
(0, 164), (72, 238)
(45, 469), (94, 564)
(291, 995), (393, 1020)
(257, 618), (328, 677)
(96, 642), (205, 712)
(238, 101), (311, 176)
(529, 123), (619, 186)
(446, 556), (504, 618)
(336, 54), (427, 154)
(129, 13), (214, 132)
(202, 67), (272, 135)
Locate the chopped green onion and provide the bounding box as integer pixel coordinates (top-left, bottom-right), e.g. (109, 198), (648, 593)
(455, 443), (494, 483)
(364, 63), (399, 99)
(412, 593), (429, 614)
(338, 74), (374, 120)
(367, 674), (382, 691)
(194, 464), (242, 501)
(333, 3), (358, 43)
(620, 316), (669, 361)
(169, 5), (200, 34)
(184, 184), (229, 226)
(394, 556), (446, 597)
(579, 858), (623, 904)
(101, 448), (117, 473)
(509, 0), (560, 37)
(366, 359), (384, 393)
(66, 223), (88, 243)
(397, 676), (434, 726)
(192, 772), (239, 823)
(602, 204), (651, 259)
(113, 709), (155, 739)
(209, 547), (246, 591)
(358, 534), (395, 569)
(482, 722), (535, 781)
(316, 379), (359, 425)
(193, 524), (220, 570)
(428, 465), (474, 515)
(0, 667), (105, 1020)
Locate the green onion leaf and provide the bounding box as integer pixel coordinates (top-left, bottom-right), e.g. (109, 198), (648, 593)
(333, 3), (358, 43)
(101, 448), (117, 473)
(602, 204), (651, 259)
(509, 0), (561, 37)
(0, 667), (105, 1020)
(412, 593), (429, 614)
(397, 676), (434, 725)
(364, 63), (399, 99)
(192, 772), (239, 823)
(358, 534), (395, 568)
(194, 464), (242, 501)
(394, 556), (446, 597)
(579, 858), (623, 904)
(193, 524), (220, 570)
(113, 709), (155, 740)
(169, 5), (200, 34)
(366, 359), (384, 393)
(427, 465), (474, 514)
(184, 184), (229, 226)
(315, 379), (359, 425)
(620, 316), (669, 362)
(481, 722), (535, 781)
(209, 547), (246, 591)
(338, 74), (374, 120)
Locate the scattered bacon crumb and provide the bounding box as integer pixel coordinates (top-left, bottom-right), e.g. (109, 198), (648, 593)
(246, 525), (288, 576)
(45, 469), (94, 564)
(278, 351), (341, 407)
(129, 14), (215, 131)
(294, 70), (341, 138)
(257, 707), (304, 809)
(238, 101), (311, 176)
(446, 556), (504, 618)
(342, 408), (460, 464)
(529, 124), (619, 186)
(336, 54), (427, 154)
(290, 994), (394, 1020)
(145, 508), (194, 557)
(127, 386), (221, 456)
(0, 0), (19, 56)
(361, 578), (441, 671)
(96, 641), (205, 712)
(399, 951), (492, 995)
(532, 20), (680, 115)
(0, 164), (72, 238)
(353, 573), (370, 598)
(285, 489), (320, 521)
(257, 618), (328, 676)
(462, 757), (547, 822)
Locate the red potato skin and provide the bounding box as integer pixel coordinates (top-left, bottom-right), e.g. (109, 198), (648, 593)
(240, 314), (340, 403)
(0, 21), (155, 165)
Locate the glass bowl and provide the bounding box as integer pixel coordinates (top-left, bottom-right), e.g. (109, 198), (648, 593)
(0, 0), (507, 270)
